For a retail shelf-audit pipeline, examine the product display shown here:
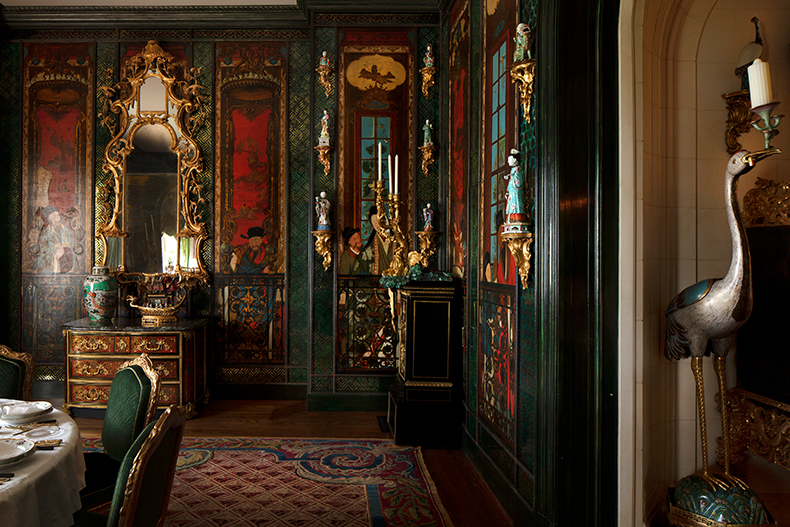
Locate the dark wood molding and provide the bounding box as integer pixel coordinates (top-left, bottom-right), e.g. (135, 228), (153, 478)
(535, 0), (620, 525)
(0, 1), (443, 31)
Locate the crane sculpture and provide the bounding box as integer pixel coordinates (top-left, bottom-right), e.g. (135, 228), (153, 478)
(665, 147), (780, 491)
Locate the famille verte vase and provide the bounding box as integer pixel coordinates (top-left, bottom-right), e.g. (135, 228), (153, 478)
(83, 266), (118, 323)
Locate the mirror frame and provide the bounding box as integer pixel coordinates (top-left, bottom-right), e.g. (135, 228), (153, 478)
(97, 40), (209, 286)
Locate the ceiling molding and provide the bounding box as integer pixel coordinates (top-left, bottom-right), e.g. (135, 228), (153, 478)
(0, 1), (443, 31)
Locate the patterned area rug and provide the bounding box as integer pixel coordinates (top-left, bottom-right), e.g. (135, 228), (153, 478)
(82, 437), (453, 527)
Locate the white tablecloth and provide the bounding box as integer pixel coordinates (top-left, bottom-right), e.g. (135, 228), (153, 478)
(0, 406), (86, 527)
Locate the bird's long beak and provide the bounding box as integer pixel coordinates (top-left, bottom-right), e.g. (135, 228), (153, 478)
(742, 147), (782, 166)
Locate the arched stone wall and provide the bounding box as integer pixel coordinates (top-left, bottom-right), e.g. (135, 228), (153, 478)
(621, 0), (790, 524)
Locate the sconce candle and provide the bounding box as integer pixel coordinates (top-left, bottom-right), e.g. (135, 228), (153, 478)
(378, 142), (383, 181)
(748, 58), (774, 108)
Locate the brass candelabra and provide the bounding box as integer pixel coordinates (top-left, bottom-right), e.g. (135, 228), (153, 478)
(371, 180), (409, 277)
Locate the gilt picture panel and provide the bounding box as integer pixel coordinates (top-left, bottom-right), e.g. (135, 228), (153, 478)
(214, 41), (288, 276)
(22, 42), (94, 278)
(448, 0), (470, 279)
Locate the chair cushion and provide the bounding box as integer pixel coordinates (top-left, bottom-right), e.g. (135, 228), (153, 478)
(106, 421), (156, 527)
(102, 364), (152, 462)
(0, 355), (24, 400)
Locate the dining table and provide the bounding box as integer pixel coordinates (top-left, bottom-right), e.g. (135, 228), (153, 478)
(0, 402), (86, 527)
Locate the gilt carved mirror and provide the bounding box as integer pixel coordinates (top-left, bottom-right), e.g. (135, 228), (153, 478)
(97, 41), (209, 297)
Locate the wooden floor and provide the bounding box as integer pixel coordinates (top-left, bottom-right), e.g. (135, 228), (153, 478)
(73, 399), (514, 527)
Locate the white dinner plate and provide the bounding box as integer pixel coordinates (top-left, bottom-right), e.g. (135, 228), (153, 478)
(0, 401), (53, 422)
(0, 439), (36, 466)
(23, 425), (64, 439)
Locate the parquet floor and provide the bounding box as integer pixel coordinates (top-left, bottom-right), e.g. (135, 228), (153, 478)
(73, 399), (514, 527)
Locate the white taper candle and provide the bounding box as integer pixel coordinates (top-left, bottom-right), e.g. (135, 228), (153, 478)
(394, 155), (399, 195)
(388, 154), (393, 192)
(748, 58), (774, 108)
(378, 142), (382, 181)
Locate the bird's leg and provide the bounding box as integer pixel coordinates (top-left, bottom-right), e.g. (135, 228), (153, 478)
(691, 357), (727, 490)
(713, 356), (747, 489)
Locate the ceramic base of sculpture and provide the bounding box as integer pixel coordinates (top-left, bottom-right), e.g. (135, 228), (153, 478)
(504, 221), (530, 234)
(668, 475), (774, 526)
(83, 266), (118, 323)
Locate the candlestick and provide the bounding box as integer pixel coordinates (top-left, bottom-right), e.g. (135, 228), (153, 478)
(394, 155), (399, 195)
(378, 142), (382, 181)
(748, 58), (774, 108)
(388, 154), (393, 192)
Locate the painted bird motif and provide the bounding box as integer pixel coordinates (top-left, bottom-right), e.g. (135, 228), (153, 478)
(665, 147), (780, 489)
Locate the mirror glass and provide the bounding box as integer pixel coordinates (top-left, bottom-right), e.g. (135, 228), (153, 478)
(125, 125), (178, 274)
(139, 75), (166, 113)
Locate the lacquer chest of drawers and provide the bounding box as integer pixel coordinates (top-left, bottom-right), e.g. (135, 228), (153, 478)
(62, 318), (209, 419)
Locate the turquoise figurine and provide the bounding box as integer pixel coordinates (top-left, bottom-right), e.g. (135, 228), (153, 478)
(665, 148), (779, 494)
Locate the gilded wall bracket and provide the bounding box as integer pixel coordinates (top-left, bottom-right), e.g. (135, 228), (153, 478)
(722, 90), (753, 154)
(418, 143), (436, 178)
(311, 230), (334, 271)
(420, 66), (436, 98)
(316, 64), (333, 99)
(407, 230), (440, 268)
(510, 59), (536, 123)
(502, 231), (534, 288)
(315, 144), (333, 176)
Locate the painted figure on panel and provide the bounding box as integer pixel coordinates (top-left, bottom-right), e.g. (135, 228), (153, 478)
(230, 226), (271, 273)
(351, 206), (393, 275)
(216, 42), (286, 276)
(338, 227), (362, 275)
(37, 205), (75, 274)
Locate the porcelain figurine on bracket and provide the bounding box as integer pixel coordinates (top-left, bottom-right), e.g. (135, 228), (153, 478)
(315, 110), (333, 176)
(419, 120), (437, 177)
(513, 23), (531, 62)
(315, 191), (331, 230)
(422, 203), (435, 231)
(420, 44), (437, 98)
(311, 191), (334, 271)
(316, 51), (333, 99)
(504, 149), (528, 232)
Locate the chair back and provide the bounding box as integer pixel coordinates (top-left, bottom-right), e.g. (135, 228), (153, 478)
(0, 345), (33, 400)
(102, 354), (161, 462)
(107, 405), (186, 527)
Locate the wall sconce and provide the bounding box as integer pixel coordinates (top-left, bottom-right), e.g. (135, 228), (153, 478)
(722, 90), (752, 155)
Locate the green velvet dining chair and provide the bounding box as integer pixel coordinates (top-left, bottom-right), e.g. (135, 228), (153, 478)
(0, 345), (33, 401)
(79, 354), (161, 510)
(72, 404), (186, 527)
